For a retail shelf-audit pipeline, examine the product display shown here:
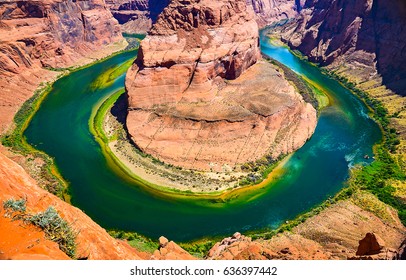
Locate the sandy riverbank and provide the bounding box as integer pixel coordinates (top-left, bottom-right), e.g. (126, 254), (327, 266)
(99, 96), (292, 196)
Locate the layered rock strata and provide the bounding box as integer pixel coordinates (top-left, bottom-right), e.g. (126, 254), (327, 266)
(247, 0), (303, 27)
(125, 0), (316, 172)
(0, 151), (146, 260)
(106, 0), (303, 33)
(273, 0), (406, 157)
(278, 0), (406, 97)
(0, 0), (124, 133)
(207, 200), (406, 260)
(106, 0), (170, 33)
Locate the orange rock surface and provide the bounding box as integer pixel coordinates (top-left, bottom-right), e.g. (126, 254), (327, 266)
(0, 151), (145, 260)
(126, 0), (316, 172)
(208, 201), (406, 260)
(0, 215), (70, 260)
(0, 0), (124, 133)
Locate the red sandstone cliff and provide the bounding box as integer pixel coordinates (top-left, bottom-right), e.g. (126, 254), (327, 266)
(247, 0), (303, 27)
(0, 0), (125, 133)
(106, 0), (302, 33)
(125, 0), (316, 172)
(106, 0), (170, 33)
(277, 0), (406, 97)
(0, 151), (147, 260)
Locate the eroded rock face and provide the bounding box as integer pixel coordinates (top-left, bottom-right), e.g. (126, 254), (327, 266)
(106, 0), (170, 33)
(125, 0), (316, 172)
(247, 0), (303, 27)
(0, 151), (145, 260)
(278, 0), (406, 96)
(0, 0), (124, 133)
(0, 0), (123, 70)
(107, 0), (302, 33)
(127, 61), (316, 171)
(356, 233), (385, 256)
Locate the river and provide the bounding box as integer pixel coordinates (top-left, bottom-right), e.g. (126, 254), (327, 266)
(24, 30), (382, 241)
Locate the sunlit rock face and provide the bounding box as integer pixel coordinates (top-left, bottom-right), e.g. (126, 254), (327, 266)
(125, 0), (316, 172)
(279, 0), (406, 96)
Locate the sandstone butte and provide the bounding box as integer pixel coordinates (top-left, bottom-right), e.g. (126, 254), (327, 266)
(125, 0), (317, 172)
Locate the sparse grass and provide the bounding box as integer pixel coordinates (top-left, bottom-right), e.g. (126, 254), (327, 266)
(351, 190), (397, 224)
(108, 230), (159, 254)
(179, 239), (218, 258)
(0, 82), (68, 197)
(2, 198), (76, 258)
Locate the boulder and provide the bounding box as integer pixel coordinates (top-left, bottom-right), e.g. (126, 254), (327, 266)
(356, 233), (385, 256)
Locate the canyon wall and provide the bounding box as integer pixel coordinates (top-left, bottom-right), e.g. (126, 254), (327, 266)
(0, 151), (146, 260)
(278, 0), (406, 97)
(125, 0), (316, 172)
(0, 0), (125, 133)
(247, 0), (303, 27)
(106, 0), (170, 33)
(106, 0), (301, 33)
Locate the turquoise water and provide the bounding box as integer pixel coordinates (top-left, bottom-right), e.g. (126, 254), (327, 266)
(24, 31), (382, 241)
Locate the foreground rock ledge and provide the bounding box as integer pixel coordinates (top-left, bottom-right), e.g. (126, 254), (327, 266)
(125, 0), (317, 172)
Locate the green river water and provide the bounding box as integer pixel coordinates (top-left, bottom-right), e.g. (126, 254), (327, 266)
(24, 30), (382, 241)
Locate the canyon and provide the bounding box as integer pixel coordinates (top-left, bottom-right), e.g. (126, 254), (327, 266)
(0, 0), (124, 133)
(0, 0), (405, 261)
(125, 0), (316, 172)
(106, 0), (302, 33)
(273, 0), (406, 157)
(105, 0), (170, 33)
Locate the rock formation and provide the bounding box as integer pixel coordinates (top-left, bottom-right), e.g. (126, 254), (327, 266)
(356, 233), (385, 256)
(151, 236), (197, 260)
(106, 0), (303, 33)
(247, 0), (303, 27)
(277, 0), (406, 97)
(0, 0), (124, 133)
(207, 200), (406, 260)
(125, 0), (316, 172)
(0, 151), (146, 260)
(106, 0), (170, 33)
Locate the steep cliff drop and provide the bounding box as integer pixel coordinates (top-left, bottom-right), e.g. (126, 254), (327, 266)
(106, 0), (171, 34)
(273, 0), (406, 158)
(247, 0), (303, 27)
(106, 0), (303, 33)
(278, 0), (406, 97)
(0, 0), (125, 133)
(0, 152), (147, 260)
(125, 0), (317, 172)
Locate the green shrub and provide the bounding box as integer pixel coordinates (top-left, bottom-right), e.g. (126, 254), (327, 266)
(28, 207), (76, 258)
(2, 200), (76, 258)
(3, 198), (27, 214)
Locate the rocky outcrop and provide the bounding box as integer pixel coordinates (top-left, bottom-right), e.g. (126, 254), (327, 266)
(356, 233), (385, 256)
(0, 0), (125, 133)
(277, 0), (406, 97)
(125, 0), (316, 172)
(106, 0), (170, 33)
(0, 0), (123, 70)
(151, 236), (197, 260)
(0, 151), (146, 260)
(207, 200), (406, 260)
